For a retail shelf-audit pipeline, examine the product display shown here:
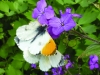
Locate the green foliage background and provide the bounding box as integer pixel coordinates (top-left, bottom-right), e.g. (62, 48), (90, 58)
(0, 0), (100, 75)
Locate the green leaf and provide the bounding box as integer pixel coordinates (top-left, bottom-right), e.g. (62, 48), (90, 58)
(56, 0), (64, 5)
(0, 28), (3, 32)
(5, 11), (15, 16)
(78, 8), (99, 24)
(6, 36), (15, 46)
(8, 29), (16, 36)
(63, 0), (75, 4)
(0, 1), (9, 12)
(68, 39), (77, 47)
(24, 11), (34, 21)
(0, 33), (4, 39)
(24, 62), (30, 70)
(12, 21), (22, 29)
(0, 45), (9, 59)
(0, 68), (5, 74)
(85, 34), (97, 45)
(12, 53), (24, 61)
(79, 0), (89, 7)
(58, 40), (66, 54)
(0, 13), (4, 18)
(17, 3), (28, 13)
(11, 60), (24, 69)
(82, 24), (97, 34)
(75, 0), (81, 3)
(81, 44), (100, 58)
(6, 65), (23, 75)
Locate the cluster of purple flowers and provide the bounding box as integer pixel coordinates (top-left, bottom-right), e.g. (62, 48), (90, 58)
(32, 0), (81, 39)
(88, 55), (99, 70)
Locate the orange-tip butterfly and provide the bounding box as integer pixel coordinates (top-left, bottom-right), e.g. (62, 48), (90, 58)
(14, 21), (64, 71)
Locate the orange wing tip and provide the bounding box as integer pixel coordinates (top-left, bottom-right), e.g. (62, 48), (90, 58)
(41, 38), (57, 56)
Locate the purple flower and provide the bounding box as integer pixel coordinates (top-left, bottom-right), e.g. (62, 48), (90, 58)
(31, 64), (36, 68)
(64, 54), (70, 60)
(47, 27), (60, 39)
(66, 60), (73, 69)
(32, 0), (54, 25)
(51, 67), (64, 75)
(48, 8), (81, 37)
(88, 55), (99, 70)
(45, 72), (48, 75)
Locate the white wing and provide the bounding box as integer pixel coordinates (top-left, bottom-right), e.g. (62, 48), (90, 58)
(28, 31), (51, 55)
(39, 55), (51, 71)
(23, 50), (40, 64)
(14, 36), (31, 51)
(49, 50), (64, 67)
(16, 21), (40, 40)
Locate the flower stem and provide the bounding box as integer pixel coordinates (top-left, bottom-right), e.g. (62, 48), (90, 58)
(70, 30), (100, 44)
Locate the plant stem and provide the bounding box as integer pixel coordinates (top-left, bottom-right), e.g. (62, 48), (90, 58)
(70, 30), (100, 44)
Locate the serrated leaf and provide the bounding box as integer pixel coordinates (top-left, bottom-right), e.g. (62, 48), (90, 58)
(81, 44), (100, 58)
(0, 1), (9, 12)
(58, 41), (66, 54)
(6, 36), (15, 46)
(0, 68), (5, 74)
(82, 24), (97, 34)
(24, 11), (34, 20)
(8, 29), (16, 36)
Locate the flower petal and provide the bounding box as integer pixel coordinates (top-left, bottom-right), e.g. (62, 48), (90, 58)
(38, 14), (48, 25)
(32, 8), (40, 19)
(39, 56), (51, 71)
(72, 14), (81, 18)
(94, 63), (99, 68)
(47, 27), (60, 39)
(49, 17), (61, 27)
(90, 65), (94, 70)
(44, 6), (54, 19)
(37, 0), (47, 12)
(66, 8), (71, 13)
(23, 50), (40, 64)
(52, 27), (64, 35)
(63, 19), (76, 31)
(61, 13), (72, 24)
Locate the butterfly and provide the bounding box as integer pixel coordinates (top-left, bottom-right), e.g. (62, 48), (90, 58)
(14, 21), (64, 71)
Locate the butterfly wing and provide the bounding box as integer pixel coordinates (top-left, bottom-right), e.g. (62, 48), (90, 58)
(23, 50), (40, 64)
(28, 31), (51, 55)
(16, 21), (40, 40)
(49, 50), (64, 67)
(39, 55), (51, 71)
